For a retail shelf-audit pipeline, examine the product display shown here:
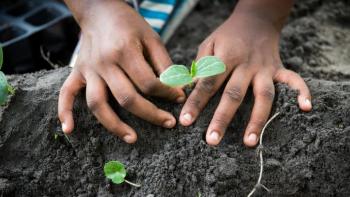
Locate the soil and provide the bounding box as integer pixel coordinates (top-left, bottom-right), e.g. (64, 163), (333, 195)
(0, 0), (349, 196)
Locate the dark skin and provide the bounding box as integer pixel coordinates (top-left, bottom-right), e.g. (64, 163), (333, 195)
(59, 0), (311, 146)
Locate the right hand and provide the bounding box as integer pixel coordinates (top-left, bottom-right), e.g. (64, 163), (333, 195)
(58, 0), (185, 143)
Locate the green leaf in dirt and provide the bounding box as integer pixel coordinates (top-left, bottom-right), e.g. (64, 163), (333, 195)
(104, 160), (127, 184)
(194, 56), (226, 78)
(159, 64), (193, 87)
(0, 71), (11, 105)
(0, 46), (3, 70)
(159, 56), (226, 87)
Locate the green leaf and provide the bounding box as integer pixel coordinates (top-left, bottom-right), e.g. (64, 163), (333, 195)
(0, 46), (3, 70)
(160, 65), (193, 87)
(194, 56), (226, 78)
(104, 161), (127, 184)
(0, 71), (9, 105)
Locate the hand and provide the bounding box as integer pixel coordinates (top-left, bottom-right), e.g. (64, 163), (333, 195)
(59, 0), (185, 143)
(179, 9), (312, 147)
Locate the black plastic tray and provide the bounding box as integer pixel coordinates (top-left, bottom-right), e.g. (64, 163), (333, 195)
(0, 0), (79, 74)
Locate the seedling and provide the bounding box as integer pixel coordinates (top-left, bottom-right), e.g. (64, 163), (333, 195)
(0, 46), (15, 105)
(104, 160), (141, 187)
(160, 56), (226, 87)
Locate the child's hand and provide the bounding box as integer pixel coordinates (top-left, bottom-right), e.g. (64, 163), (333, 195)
(179, 0), (312, 147)
(59, 0), (185, 143)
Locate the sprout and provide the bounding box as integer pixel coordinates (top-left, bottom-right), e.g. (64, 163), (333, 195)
(160, 56), (226, 87)
(104, 160), (141, 187)
(0, 46), (15, 105)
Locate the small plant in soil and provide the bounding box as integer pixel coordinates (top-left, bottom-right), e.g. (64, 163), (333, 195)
(160, 56), (226, 87)
(104, 160), (141, 187)
(0, 46), (15, 105)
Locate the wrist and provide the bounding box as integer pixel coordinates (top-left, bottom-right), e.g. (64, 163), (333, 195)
(230, 0), (293, 32)
(64, 0), (126, 31)
(227, 12), (281, 38)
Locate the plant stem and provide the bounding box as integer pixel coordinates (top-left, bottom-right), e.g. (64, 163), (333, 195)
(124, 179), (141, 187)
(247, 112), (280, 197)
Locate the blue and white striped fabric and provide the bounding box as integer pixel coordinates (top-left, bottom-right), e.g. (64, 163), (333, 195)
(128, 0), (178, 34)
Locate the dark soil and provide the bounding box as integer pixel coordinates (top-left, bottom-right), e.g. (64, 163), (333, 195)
(0, 0), (349, 196)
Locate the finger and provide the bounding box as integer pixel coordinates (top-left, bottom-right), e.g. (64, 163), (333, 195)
(58, 71), (85, 134)
(196, 40), (214, 60)
(102, 65), (177, 128)
(244, 73), (275, 147)
(120, 45), (185, 102)
(143, 37), (186, 102)
(85, 73), (137, 143)
(206, 67), (252, 145)
(180, 41), (226, 126)
(274, 68), (312, 111)
(143, 35), (172, 73)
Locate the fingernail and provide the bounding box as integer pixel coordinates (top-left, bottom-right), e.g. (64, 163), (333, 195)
(163, 119), (174, 128)
(176, 96), (185, 103)
(182, 113), (192, 123)
(123, 135), (134, 143)
(209, 131), (220, 142)
(304, 98), (312, 108)
(247, 133), (258, 144)
(62, 123), (68, 133)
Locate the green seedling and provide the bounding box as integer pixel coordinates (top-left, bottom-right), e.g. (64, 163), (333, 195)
(54, 133), (58, 140)
(104, 160), (141, 187)
(0, 46), (15, 105)
(160, 56), (226, 87)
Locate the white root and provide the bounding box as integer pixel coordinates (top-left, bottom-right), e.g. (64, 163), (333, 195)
(125, 179), (142, 187)
(247, 112), (280, 197)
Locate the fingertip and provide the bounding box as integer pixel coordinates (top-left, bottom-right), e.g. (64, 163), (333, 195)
(176, 95), (186, 103)
(179, 112), (193, 126)
(206, 130), (222, 146)
(244, 133), (258, 147)
(298, 96), (312, 112)
(61, 121), (73, 134)
(163, 116), (176, 128)
(123, 133), (137, 144)
(174, 88), (186, 103)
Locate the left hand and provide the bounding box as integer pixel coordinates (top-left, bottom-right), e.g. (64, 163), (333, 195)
(179, 11), (312, 147)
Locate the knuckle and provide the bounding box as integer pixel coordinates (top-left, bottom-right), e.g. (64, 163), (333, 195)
(140, 79), (159, 95)
(59, 84), (70, 96)
(108, 124), (122, 134)
(198, 42), (209, 51)
(224, 86), (243, 103)
(212, 112), (230, 127)
(187, 97), (201, 109)
(197, 77), (216, 94)
(249, 119), (266, 130)
(101, 38), (142, 61)
(117, 93), (136, 109)
(60, 82), (75, 97)
(146, 33), (162, 44)
(86, 96), (104, 112)
(257, 87), (275, 101)
(100, 47), (122, 62)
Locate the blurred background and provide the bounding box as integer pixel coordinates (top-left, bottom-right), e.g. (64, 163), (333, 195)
(0, 0), (79, 74)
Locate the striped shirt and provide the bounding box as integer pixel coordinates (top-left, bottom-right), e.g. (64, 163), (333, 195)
(127, 0), (179, 34)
